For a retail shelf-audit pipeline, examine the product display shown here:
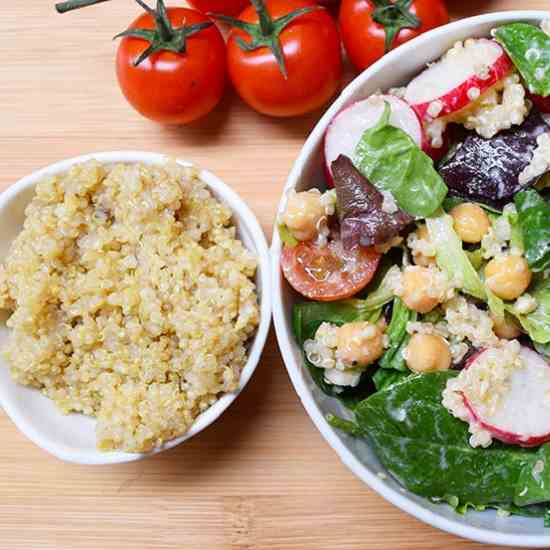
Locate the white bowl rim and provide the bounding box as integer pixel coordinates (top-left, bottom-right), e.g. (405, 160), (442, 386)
(271, 10), (550, 547)
(0, 150), (271, 465)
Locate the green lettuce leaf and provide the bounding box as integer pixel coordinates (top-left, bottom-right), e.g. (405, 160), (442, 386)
(494, 23), (550, 97)
(378, 298), (416, 372)
(535, 342), (550, 360)
(509, 274), (550, 344)
(277, 223), (298, 247)
(426, 210), (504, 318)
(515, 189), (550, 272)
(354, 102), (447, 217)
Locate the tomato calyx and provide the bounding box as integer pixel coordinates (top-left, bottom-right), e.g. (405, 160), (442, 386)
(370, 0), (421, 53)
(55, 0), (213, 67)
(210, 0), (320, 79)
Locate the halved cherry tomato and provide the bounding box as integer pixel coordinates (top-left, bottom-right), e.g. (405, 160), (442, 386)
(281, 239), (381, 301)
(187, 0), (250, 16)
(339, 0), (449, 72)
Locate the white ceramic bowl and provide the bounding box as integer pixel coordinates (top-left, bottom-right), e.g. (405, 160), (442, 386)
(0, 151), (271, 465)
(272, 11), (550, 547)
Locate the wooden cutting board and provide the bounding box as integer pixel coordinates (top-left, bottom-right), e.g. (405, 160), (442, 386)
(0, 1), (548, 548)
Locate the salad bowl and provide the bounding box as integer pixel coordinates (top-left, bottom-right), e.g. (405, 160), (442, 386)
(0, 151), (271, 465)
(272, 10), (550, 547)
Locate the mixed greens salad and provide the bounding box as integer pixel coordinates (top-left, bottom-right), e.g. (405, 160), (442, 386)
(279, 21), (550, 523)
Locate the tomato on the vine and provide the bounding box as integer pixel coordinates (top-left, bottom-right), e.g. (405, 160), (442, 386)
(339, 0), (449, 72)
(214, 0), (343, 117)
(187, 0), (250, 16)
(56, 0), (227, 125)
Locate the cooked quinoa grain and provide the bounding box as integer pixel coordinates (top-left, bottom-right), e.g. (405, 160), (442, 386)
(0, 161), (259, 452)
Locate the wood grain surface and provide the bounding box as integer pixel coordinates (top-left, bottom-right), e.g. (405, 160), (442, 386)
(1, 1), (548, 549)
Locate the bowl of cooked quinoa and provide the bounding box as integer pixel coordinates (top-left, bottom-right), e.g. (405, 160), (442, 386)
(0, 151), (271, 464)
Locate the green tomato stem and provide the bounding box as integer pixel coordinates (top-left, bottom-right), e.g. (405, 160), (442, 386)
(250, 0), (273, 36)
(154, 0), (174, 43)
(55, 0), (110, 13)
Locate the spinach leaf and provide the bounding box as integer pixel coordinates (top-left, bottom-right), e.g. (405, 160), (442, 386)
(326, 414), (363, 436)
(372, 368), (410, 391)
(510, 274), (550, 344)
(495, 502), (550, 520)
(305, 358), (375, 410)
(439, 498), (550, 520)
(515, 189), (550, 272)
(354, 372), (537, 504)
(354, 102), (447, 217)
(494, 23), (550, 97)
(426, 210), (504, 318)
(515, 444), (550, 506)
(378, 298), (416, 372)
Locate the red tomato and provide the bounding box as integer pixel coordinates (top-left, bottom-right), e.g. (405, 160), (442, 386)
(187, 0), (250, 16)
(116, 8), (226, 124)
(339, 0), (449, 72)
(281, 239), (381, 301)
(226, 0), (343, 117)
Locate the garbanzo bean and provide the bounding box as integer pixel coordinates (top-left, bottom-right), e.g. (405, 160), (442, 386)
(400, 266), (445, 314)
(485, 255), (532, 301)
(281, 190), (324, 241)
(336, 321), (384, 367)
(450, 203), (490, 243)
(411, 224), (436, 267)
(491, 312), (522, 339)
(405, 333), (452, 373)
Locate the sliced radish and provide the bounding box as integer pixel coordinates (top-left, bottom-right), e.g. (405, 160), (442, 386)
(461, 346), (550, 447)
(405, 38), (514, 124)
(324, 94), (427, 185)
(530, 93), (550, 114)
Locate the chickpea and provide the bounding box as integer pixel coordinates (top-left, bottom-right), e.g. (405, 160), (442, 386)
(281, 190), (325, 241)
(375, 236), (403, 254)
(416, 224), (429, 240)
(400, 266), (444, 314)
(336, 321), (385, 367)
(491, 312), (522, 340)
(450, 203), (490, 244)
(411, 224), (436, 267)
(484, 255), (532, 300)
(405, 333), (452, 373)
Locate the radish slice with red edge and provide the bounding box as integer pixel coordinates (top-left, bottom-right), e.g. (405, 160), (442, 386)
(446, 345), (550, 448)
(530, 93), (550, 114)
(405, 38), (514, 123)
(324, 95), (428, 185)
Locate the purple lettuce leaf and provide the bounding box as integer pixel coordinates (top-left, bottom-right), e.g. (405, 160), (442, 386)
(331, 155), (413, 249)
(438, 108), (550, 209)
